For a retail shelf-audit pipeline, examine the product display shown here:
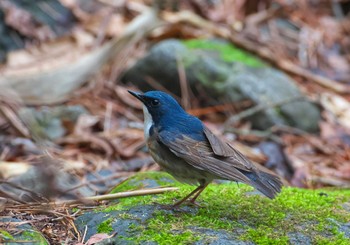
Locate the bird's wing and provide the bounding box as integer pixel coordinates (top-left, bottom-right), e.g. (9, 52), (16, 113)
(157, 129), (255, 183)
(203, 126), (256, 170)
(202, 126), (233, 157)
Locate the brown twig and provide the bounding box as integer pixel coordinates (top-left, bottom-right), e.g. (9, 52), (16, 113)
(0, 180), (46, 202)
(17, 208), (73, 218)
(7, 187), (179, 207)
(176, 54), (191, 110)
(53, 187), (179, 205)
(0, 103), (30, 138)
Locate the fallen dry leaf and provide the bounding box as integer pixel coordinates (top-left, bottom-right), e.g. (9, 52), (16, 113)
(0, 8), (161, 105)
(0, 197), (7, 212)
(86, 233), (111, 245)
(320, 92), (350, 129)
(115, 86), (143, 110)
(0, 161), (31, 179)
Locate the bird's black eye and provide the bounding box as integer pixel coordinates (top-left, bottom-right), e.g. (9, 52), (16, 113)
(151, 99), (160, 106)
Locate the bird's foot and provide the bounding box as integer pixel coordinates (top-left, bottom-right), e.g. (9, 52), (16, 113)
(152, 201), (202, 211)
(185, 200), (202, 208)
(152, 201), (181, 210)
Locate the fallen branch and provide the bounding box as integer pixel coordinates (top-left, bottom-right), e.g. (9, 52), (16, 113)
(7, 187), (179, 208)
(58, 187), (179, 205)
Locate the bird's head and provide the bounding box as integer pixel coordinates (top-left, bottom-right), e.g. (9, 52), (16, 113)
(128, 90), (186, 125)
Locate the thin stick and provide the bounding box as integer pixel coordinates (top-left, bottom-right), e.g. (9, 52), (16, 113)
(35, 187), (179, 206)
(17, 208), (72, 218)
(176, 54), (191, 110)
(6, 187), (178, 208)
(81, 225), (88, 244)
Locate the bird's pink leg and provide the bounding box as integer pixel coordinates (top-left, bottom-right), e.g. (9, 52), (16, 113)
(173, 183), (208, 207)
(189, 183), (209, 204)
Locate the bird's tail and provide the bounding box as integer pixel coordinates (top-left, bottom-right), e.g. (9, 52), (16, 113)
(243, 170), (283, 199)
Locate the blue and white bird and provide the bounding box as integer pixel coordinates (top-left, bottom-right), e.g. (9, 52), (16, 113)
(129, 90), (282, 206)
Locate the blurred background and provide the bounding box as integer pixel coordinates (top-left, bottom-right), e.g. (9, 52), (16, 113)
(0, 0), (349, 243)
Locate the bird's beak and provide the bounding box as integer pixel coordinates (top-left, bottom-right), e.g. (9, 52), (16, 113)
(128, 90), (145, 103)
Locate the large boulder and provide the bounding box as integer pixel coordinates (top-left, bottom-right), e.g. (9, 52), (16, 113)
(75, 172), (350, 244)
(122, 39), (321, 132)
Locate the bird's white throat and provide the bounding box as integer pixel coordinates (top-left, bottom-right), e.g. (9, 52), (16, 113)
(142, 105), (153, 140)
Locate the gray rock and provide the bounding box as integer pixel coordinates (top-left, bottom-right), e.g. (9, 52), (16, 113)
(75, 211), (119, 239)
(19, 105), (88, 140)
(339, 223), (350, 238)
(75, 205), (158, 242)
(86, 169), (126, 193)
(288, 232), (312, 245)
(0, 164), (94, 202)
(231, 65), (320, 132)
(258, 141), (293, 180)
(75, 205), (254, 244)
(326, 218), (350, 239)
(122, 39), (320, 132)
(192, 227), (254, 245)
(74, 172), (350, 244)
(123, 40), (187, 95)
(0, 217), (49, 244)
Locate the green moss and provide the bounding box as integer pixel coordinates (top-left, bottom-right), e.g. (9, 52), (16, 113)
(110, 172), (176, 193)
(0, 230), (14, 240)
(183, 39), (265, 67)
(99, 172), (350, 244)
(97, 218), (114, 233)
(244, 228), (289, 245)
(71, 207), (80, 213)
(21, 230), (48, 244)
(314, 234), (349, 245)
(121, 215), (200, 244)
(102, 172), (176, 211)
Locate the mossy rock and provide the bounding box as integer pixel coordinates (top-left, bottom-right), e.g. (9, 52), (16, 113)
(0, 225), (48, 245)
(75, 172), (350, 244)
(122, 39), (320, 132)
(183, 39), (265, 67)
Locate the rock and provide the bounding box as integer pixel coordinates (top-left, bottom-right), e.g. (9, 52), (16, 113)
(339, 223), (350, 238)
(0, 217), (49, 244)
(122, 39), (321, 132)
(231, 65), (320, 132)
(123, 40), (187, 95)
(19, 105), (88, 140)
(192, 227), (254, 245)
(288, 232), (312, 245)
(0, 164), (94, 202)
(86, 169), (128, 193)
(74, 172), (350, 244)
(258, 141), (294, 180)
(75, 206), (158, 243)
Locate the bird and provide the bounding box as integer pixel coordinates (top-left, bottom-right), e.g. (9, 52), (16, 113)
(128, 90), (282, 206)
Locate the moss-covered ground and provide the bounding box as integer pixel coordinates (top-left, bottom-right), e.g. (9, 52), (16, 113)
(93, 172), (350, 244)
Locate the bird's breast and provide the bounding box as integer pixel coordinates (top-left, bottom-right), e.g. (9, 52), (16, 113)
(142, 105), (153, 140)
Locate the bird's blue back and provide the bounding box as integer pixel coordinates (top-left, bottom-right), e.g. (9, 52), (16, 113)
(144, 91), (207, 142)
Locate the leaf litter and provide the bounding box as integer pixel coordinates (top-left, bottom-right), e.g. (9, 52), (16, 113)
(0, 0), (350, 243)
